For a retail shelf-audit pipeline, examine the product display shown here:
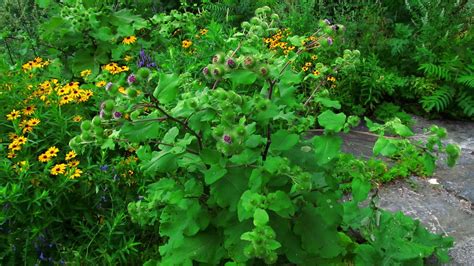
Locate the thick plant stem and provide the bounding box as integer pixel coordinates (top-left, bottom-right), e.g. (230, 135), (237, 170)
(262, 79), (276, 161)
(149, 94), (203, 151)
(4, 40), (15, 65)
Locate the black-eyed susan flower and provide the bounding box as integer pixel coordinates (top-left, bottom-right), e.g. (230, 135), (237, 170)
(8, 142), (21, 152)
(305, 62), (312, 67)
(124, 55), (133, 62)
(22, 126), (33, 134)
(182, 39), (192, 49)
(199, 28), (208, 35)
(22, 105), (36, 116)
(96, 81), (106, 87)
(122, 36), (137, 45)
(80, 69), (92, 77)
(72, 115), (82, 122)
(6, 110), (21, 120)
(302, 66), (309, 72)
(327, 76), (336, 82)
(50, 163), (66, 175)
(65, 151), (77, 161)
(311, 55), (318, 60)
(313, 70), (321, 76)
(68, 160), (80, 167)
(46, 146), (59, 157)
(59, 95), (73, 105)
(38, 153), (51, 163)
(69, 168), (82, 179)
(27, 118), (40, 127)
(14, 136), (27, 145)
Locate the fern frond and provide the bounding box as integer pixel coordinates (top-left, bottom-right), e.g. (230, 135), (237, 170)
(457, 74), (474, 88)
(457, 91), (474, 117)
(419, 63), (451, 81)
(420, 86), (454, 112)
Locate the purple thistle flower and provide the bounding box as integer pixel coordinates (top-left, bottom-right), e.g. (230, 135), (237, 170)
(327, 37), (333, 45)
(127, 74), (136, 85)
(223, 135), (232, 144)
(105, 82), (113, 91)
(113, 111), (122, 119)
(202, 67), (209, 75)
(226, 58), (236, 68)
(324, 18), (333, 25)
(99, 109), (105, 119)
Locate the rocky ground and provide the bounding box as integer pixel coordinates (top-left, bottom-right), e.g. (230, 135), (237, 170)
(341, 115), (474, 265)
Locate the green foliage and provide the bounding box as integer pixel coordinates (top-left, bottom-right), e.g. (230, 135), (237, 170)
(0, 2), (467, 264)
(420, 86), (454, 112)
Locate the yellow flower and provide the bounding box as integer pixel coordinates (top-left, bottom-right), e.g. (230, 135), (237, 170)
(73, 115), (82, 122)
(80, 69), (92, 77)
(50, 163), (67, 175)
(313, 70), (321, 76)
(122, 36), (137, 45)
(118, 87), (127, 94)
(27, 118), (40, 127)
(199, 28), (208, 35)
(124, 55), (133, 62)
(311, 55), (318, 60)
(7, 152), (16, 159)
(65, 151), (77, 161)
(6, 110), (21, 121)
(68, 160), (80, 167)
(38, 153), (51, 163)
(8, 142), (21, 152)
(59, 95), (73, 105)
(96, 81), (106, 87)
(182, 39), (192, 49)
(8, 133), (18, 140)
(14, 136), (27, 145)
(22, 126), (33, 134)
(46, 146), (59, 157)
(22, 105), (36, 116)
(302, 66), (309, 72)
(327, 76), (336, 82)
(69, 168), (82, 179)
(305, 62), (312, 67)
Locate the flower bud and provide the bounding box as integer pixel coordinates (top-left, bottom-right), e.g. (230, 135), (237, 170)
(223, 134), (232, 144)
(127, 74), (137, 85)
(226, 58), (236, 69)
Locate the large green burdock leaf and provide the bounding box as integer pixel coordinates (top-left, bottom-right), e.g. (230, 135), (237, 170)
(318, 110), (346, 132)
(373, 137), (397, 156)
(203, 164), (227, 185)
(313, 135), (342, 165)
(270, 130), (299, 151)
(160, 230), (225, 266)
(153, 73), (181, 104)
(90, 27), (115, 42)
(294, 206), (345, 258)
(228, 70), (258, 87)
(209, 167), (250, 212)
(120, 114), (162, 142)
(71, 46), (109, 75)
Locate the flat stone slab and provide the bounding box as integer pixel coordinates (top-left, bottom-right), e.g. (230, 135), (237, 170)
(336, 115), (474, 264)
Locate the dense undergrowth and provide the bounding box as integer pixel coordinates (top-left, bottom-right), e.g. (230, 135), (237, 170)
(0, 0), (468, 264)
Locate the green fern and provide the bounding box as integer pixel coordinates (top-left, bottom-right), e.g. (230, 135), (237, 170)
(457, 91), (474, 117)
(418, 63), (451, 81)
(457, 63), (474, 88)
(420, 86), (454, 112)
